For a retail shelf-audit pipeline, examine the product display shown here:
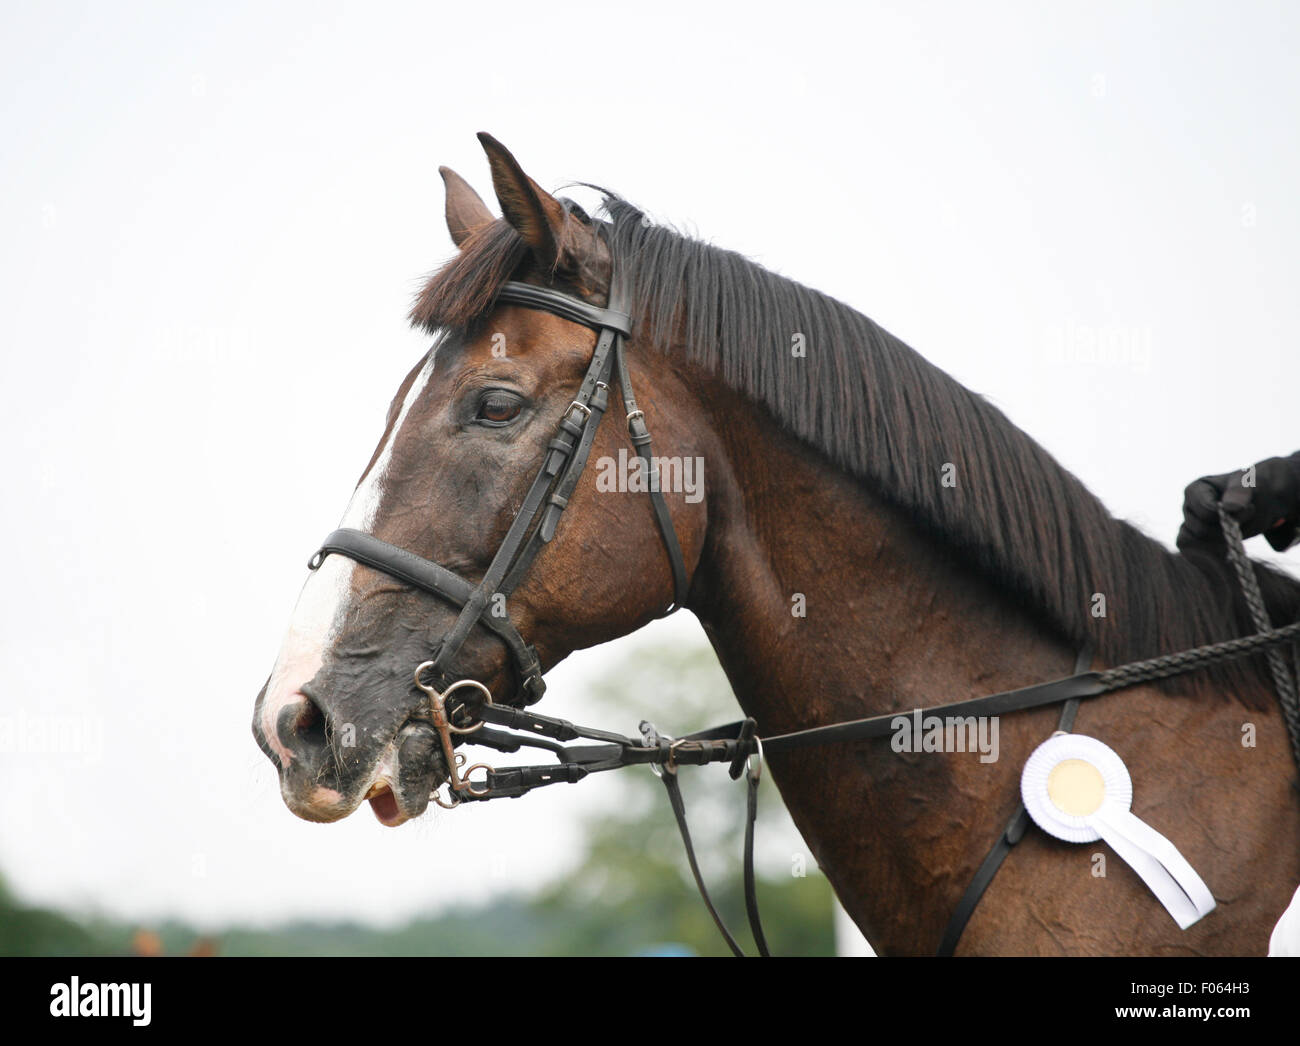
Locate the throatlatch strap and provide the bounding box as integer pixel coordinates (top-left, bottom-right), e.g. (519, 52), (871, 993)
(615, 339), (690, 613)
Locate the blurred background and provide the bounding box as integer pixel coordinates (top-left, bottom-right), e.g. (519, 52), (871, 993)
(2, 1), (1299, 956)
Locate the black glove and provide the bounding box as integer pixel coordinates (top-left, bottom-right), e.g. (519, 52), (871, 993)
(1177, 451), (1300, 553)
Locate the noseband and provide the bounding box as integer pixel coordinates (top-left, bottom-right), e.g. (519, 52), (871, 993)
(308, 267), (689, 707)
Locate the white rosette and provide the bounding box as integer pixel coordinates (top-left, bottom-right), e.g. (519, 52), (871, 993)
(1020, 733), (1216, 930)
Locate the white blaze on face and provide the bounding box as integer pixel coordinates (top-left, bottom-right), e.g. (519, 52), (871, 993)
(260, 351), (438, 764)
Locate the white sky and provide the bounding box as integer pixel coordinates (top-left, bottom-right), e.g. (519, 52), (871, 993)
(2, 1), (1299, 931)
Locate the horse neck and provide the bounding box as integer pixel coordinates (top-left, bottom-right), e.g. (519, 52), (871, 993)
(680, 379), (1298, 955)
(691, 385), (1079, 734)
(689, 385), (1088, 950)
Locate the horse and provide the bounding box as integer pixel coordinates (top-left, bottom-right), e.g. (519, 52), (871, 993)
(252, 133), (1300, 955)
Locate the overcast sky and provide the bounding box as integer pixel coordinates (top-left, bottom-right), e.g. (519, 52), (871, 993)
(2, 1), (1299, 933)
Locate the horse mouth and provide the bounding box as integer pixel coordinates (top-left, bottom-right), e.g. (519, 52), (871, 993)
(360, 728), (448, 827)
(365, 781), (405, 826)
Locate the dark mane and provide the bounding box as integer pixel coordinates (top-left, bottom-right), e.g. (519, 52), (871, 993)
(411, 197), (1300, 702)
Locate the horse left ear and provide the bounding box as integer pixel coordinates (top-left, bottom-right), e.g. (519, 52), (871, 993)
(439, 166), (494, 248)
(477, 132), (568, 271)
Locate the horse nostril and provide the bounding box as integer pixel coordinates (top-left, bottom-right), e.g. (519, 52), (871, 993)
(291, 695), (327, 748)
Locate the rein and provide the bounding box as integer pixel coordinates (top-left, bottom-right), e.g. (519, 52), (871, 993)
(308, 269), (1300, 957)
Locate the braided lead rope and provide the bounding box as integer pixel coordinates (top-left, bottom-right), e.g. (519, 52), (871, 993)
(1094, 620), (1300, 693)
(1090, 508), (1300, 769)
(1216, 504), (1300, 766)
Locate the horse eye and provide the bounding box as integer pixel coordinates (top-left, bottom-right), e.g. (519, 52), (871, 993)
(476, 392), (523, 425)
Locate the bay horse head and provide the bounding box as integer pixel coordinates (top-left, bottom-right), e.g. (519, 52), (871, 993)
(255, 134), (1300, 954)
(253, 135), (707, 827)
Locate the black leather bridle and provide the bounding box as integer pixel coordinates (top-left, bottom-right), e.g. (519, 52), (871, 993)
(305, 261), (1300, 958)
(309, 265), (689, 709)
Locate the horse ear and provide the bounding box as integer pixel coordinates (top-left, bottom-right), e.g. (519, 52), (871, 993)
(439, 166), (494, 248)
(477, 132), (568, 271)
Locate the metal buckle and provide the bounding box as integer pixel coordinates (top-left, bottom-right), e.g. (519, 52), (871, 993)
(567, 400), (592, 421)
(646, 725), (675, 778)
(415, 661), (497, 805)
(626, 408), (645, 432)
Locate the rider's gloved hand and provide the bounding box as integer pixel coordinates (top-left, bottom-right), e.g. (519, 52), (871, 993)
(1177, 451), (1300, 553)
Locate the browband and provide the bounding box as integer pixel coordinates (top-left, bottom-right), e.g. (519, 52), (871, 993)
(495, 282), (632, 337)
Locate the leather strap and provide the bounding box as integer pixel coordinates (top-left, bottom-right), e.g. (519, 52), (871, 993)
(742, 759), (771, 956)
(935, 804), (1032, 957)
(690, 665), (1105, 752)
(935, 643), (1094, 956)
(498, 348), (616, 594)
(311, 528), (545, 703)
(495, 282), (631, 336)
(616, 339), (690, 612)
(659, 769), (747, 957)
